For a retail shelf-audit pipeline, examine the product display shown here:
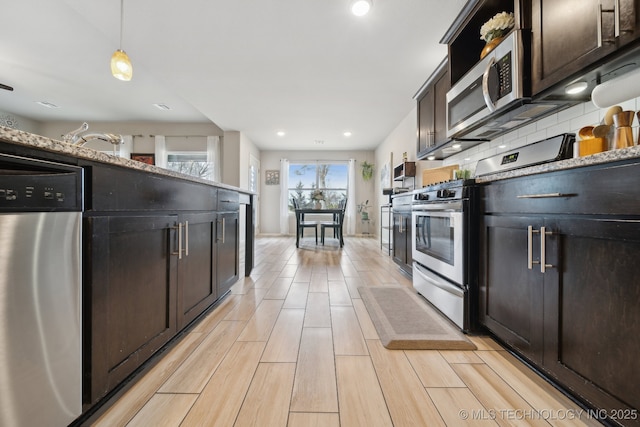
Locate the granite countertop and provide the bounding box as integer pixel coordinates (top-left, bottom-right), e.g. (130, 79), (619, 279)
(0, 126), (251, 194)
(475, 145), (640, 183)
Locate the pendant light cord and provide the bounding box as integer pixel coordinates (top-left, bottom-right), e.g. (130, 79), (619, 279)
(119, 0), (124, 49)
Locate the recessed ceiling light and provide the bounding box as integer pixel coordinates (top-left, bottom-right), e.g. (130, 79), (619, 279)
(452, 143), (462, 149)
(343, 131), (352, 137)
(351, 0), (372, 16)
(36, 101), (59, 108)
(427, 155), (436, 160)
(153, 103), (171, 110)
(464, 157), (471, 161)
(277, 131), (286, 137)
(498, 144), (507, 149)
(565, 81), (588, 95)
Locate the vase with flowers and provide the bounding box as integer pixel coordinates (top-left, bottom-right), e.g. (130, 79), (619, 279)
(479, 11), (515, 59)
(311, 189), (325, 209)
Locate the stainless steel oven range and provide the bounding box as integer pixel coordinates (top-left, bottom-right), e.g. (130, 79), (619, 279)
(411, 179), (478, 332)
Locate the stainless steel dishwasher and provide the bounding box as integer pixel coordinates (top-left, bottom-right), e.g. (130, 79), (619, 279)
(0, 153), (83, 427)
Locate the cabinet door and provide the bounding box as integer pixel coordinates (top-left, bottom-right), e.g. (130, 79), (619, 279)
(433, 68), (451, 147)
(531, 0), (624, 95)
(177, 212), (217, 329)
(392, 213), (407, 265)
(417, 87), (435, 157)
(85, 215), (178, 403)
(479, 215), (544, 364)
(216, 212), (239, 296)
(542, 217), (640, 416)
(392, 213), (412, 275)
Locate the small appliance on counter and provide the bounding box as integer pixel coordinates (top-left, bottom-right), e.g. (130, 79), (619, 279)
(475, 133), (575, 177)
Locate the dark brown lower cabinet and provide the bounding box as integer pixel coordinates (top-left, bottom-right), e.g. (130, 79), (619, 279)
(177, 212), (218, 329)
(480, 193), (640, 426)
(216, 212), (239, 296)
(480, 215), (544, 365)
(543, 217), (640, 424)
(392, 211), (412, 276)
(84, 215), (178, 404)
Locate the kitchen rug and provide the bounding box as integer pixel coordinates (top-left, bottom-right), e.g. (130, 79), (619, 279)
(358, 286), (476, 350)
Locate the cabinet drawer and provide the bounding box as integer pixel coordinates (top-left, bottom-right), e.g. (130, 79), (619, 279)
(481, 161), (640, 216)
(217, 189), (239, 211)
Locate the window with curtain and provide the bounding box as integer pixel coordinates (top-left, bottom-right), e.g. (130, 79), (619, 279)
(288, 162), (348, 209)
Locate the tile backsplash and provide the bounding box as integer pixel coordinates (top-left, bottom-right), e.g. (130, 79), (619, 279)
(443, 96), (640, 174)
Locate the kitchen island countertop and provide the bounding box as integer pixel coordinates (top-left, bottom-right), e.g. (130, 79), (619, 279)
(0, 125), (251, 194)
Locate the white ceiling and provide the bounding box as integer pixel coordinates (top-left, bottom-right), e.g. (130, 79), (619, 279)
(0, 0), (467, 150)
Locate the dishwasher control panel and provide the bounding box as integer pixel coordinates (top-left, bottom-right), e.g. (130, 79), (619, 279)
(0, 153), (82, 211)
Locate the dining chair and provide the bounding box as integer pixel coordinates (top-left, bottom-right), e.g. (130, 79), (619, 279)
(292, 198), (318, 247)
(320, 198), (346, 247)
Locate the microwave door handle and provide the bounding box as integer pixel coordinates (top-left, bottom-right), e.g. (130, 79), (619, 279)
(482, 56), (497, 112)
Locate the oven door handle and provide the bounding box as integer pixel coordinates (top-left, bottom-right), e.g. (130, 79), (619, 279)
(414, 263), (465, 297)
(412, 201), (463, 211)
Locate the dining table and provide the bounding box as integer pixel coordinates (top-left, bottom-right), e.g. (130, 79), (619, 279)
(295, 208), (344, 248)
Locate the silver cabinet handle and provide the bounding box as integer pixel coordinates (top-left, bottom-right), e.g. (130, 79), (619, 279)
(222, 218), (226, 244)
(598, 1), (617, 45)
(597, 2), (604, 47)
(172, 222), (183, 259)
(527, 226), (540, 270)
(517, 193), (565, 199)
(184, 221), (189, 256)
(540, 226), (554, 273)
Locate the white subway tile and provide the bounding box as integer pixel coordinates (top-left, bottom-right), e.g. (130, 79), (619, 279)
(535, 113), (558, 130)
(558, 103), (585, 122)
(517, 122), (538, 137)
(545, 120), (573, 136)
(570, 110), (600, 130)
(526, 129), (548, 144)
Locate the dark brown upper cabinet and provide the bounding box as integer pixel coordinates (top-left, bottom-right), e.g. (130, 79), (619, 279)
(531, 0), (640, 96)
(416, 58), (450, 159)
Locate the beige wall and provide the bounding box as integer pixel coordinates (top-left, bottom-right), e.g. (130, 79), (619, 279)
(0, 110), (43, 135)
(259, 150), (375, 235)
(373, 106), (440, 217)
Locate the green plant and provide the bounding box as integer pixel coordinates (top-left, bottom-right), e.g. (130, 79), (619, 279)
(361, 161), (374, 181)
(357, 200), (370, 219)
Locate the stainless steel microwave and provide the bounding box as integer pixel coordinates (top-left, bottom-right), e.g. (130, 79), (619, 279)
(446, 30), (573, 140)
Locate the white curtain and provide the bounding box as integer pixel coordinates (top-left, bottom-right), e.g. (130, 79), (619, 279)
(154, 135), (167, 168)
(279, 158), (290, 235)
(346, 159), (356, 235)
(206, 135), (221, 182)
(119, 135), (132, 159)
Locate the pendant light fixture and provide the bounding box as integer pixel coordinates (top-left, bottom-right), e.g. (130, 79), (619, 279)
(111, 0), (133, 81)
(351, 0), (372, 16)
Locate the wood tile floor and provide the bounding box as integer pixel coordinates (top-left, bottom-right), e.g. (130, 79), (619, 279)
(91, 236), (601, 427)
